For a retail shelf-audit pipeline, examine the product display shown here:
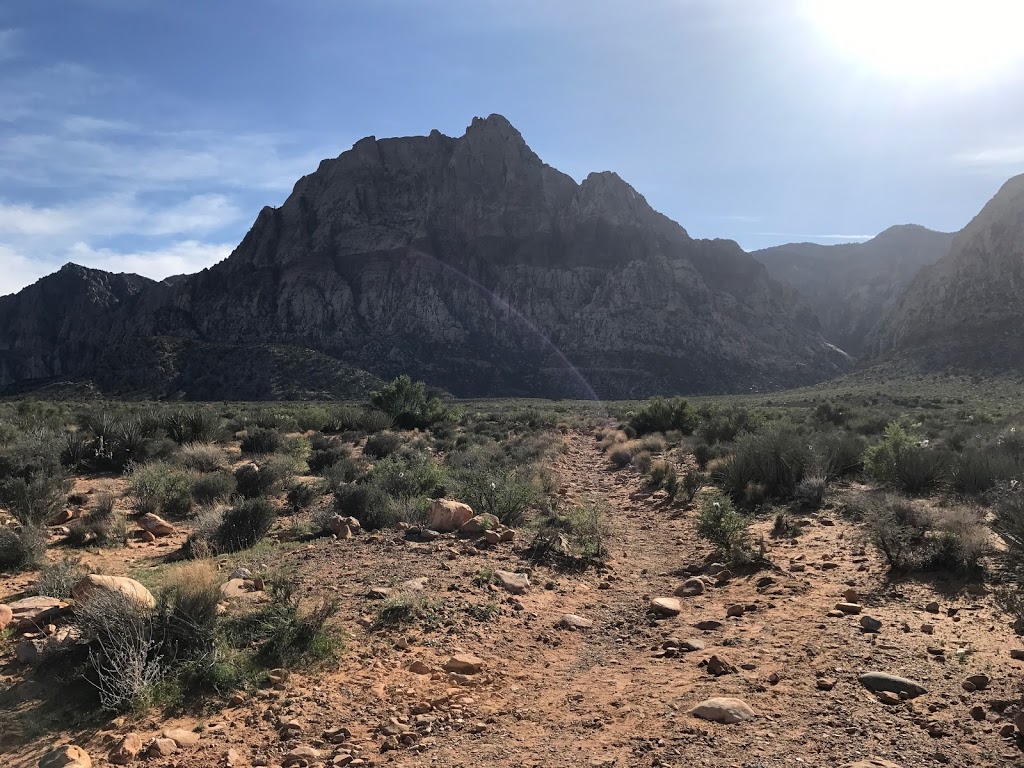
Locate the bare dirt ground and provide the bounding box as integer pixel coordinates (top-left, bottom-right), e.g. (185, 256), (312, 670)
(3, 431), (1023, 767)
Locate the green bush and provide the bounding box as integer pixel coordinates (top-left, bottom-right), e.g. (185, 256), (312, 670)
(814, 431), (867, 479)
(363, 430), (403, 459)
(177, 443), (226, 473)
(717, 429), (811, 505)
(696, 405), (757, 445)
(191, 471), (237, 505)
(166, 408), (221, 444)
(211, 498), (277, 554)
(127, 461), (193, 518)
(863, 422), (916, 484)
(864, 495), (986, 572)
(370, 375), (450, 430)
(949, 447), (1020, 496)
(629, 397), (697, 436)
(681, 470), (706, 503)
(793, 475), (827, 511)
(240, 427), (283, 455)
(234, 460), (292, 499)
(0, 524), (47, 571)
(36, 556), (89, 599)
(892, 446), (949, 495)
(334, 482), (396, 530)
(453, 467), (538, 528)
(696, 494), (751, 561)
(286, 480), (325, 513)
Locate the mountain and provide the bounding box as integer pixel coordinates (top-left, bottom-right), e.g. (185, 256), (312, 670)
(871, 174), (1024, 370)
(752, 225), (954, 356)
(0, 115), (849, 400)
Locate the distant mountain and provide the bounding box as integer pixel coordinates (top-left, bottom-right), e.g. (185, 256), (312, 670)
(871, 174), (1024, 370)
(0, 115), (849, 400)
(752, 225), (954, 356)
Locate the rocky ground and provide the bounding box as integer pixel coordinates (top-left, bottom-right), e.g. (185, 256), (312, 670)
(3, 431), (1024, 768)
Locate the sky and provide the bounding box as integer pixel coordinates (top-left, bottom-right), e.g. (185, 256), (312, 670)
(1, 0), (1023, 296)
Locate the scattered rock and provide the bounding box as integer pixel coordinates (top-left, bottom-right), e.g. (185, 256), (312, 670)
(460, 513), (500, 535)
(969, 705), (986, 721)
(836, 602), (862, 615)
(0, 603), (12, 630)
(400, 576), (429, 592)
(409, 660), (432, 674)
(443, 653), (484, 675)
(1010, 649), (1024, 660)
(282, 746), (321, 768)
(963, 674), (990, 691)
(921, 623), (934, 635)
(677, 638), (705, 651)
(558, 614), (593, 630)
(726, 604), (745, 618)
(8, 595), (68, 629)
(221, 578), (251, 599)
(695, 619), (723, 631)
(162, 728), (201, 749)
(494, 570), (529, 595)
(860, 616), (882, 633)
(16, 638), (46, 664)
(844, 588), (860, 603)
(482, 529), (501, 545)
(817, 678), (837, 691)
(876, 691), (902, 706)
(108, 734), (144, 765)
(367, 587), (392, 600)
(688, 697), (756, 724)
(706, 655), (737, 676)
(674, 577), (705, 597)
(841, 759), (903, 768)
(925, 601), (940, 613)
(858, 671), (927, 698)
(426, 499), (474, 532)
(39, 745), (92, 768)
(328, 515), (354, 539)
(147, 738), (178, 758)
(649, 597), (682, 617)
(224, 748), (243, 767)
(755, 576), (776, 589)
(137, 512), (174, 536)
(71, 575), (156, 609)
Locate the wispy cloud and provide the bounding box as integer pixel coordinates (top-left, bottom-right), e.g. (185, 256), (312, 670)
(952, 142), (1024, 169)
(753, 231), (873, 241)
(0, 29), (20, 61)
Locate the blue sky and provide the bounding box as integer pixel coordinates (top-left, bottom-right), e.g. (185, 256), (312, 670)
(1, 0), (1023, 295)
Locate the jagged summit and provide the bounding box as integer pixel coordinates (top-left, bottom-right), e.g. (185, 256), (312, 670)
(0, 116), (847, 399)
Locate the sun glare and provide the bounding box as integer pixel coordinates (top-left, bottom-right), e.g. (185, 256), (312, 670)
(803, 0), (1024, 84)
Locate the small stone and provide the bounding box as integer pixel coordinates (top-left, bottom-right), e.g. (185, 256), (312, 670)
(755, 576), (776, 589)
(1010, 649), (1024, 660)
(969, 705), (986, 721)
(443, 653), (484, 675)
(426, 499), (474, 532)
(688, 697), (755, 724)
(649, 597), (681, 617)
(147, 739), (178, 758)
(677, 638), (705, 651)
(925, 601), (940, 613)
(409, 660), (432, 675)
(39, 745), (92, 768)
(706, 655), (736, 676)
(694, 619), (723, 631)
(858, 671), (927, 698)
(482, 530), (501, 545)
(108, 734), (144, 765)
(459, 513), (499, 535)
(789, 562), (806, 572)
(675, 577), (705, 597)
(827, 610), (846, 618)
(843, 588), (860, 603)
(921, 623), (934, 634)
(494, 570), (529, 595)
(876, 691), (902, 705)
(224, 747), (243, 768)
(137, 512), (175, 536)
(860, 616), (882, 633)
(162, 729), (200, 749)
(964, 674), (990, 691)
(0, 603), (12, 631)
(817, 678), (837, 691)
(726, 604), (745, 618)
(841, 759), (903, 768)
(836, 602), (862, 615)
(558, 614), (593, 630)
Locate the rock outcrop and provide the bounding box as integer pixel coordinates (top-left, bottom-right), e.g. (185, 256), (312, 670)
(871, 174), (1024, 370)
(753, 225), (954, 356)
(0, 115), (849, 399)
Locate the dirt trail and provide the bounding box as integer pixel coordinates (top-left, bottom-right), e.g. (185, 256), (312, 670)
(4, 431), (1024, 768)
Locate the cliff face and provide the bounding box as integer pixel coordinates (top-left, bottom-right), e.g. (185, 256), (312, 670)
(870, 175), (1024, 370)
(753, 225), (954, 357)
(0, 115), (849, 399)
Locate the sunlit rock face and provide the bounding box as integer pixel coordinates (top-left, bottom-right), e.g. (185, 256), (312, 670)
(0, 115), (848, 399)
(871, 174), (1024, 372)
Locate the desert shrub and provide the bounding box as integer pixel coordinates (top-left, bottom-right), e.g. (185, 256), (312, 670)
(814, 401), (849, 426)
(307, 436), (350, 474)
(373, 453), (447, 500)
(996, 489), (1024, 560)
(814, 431), (867, 479)
(240, 427), (283, 455)
(155, 562), (222, 662)
(696, 494), (751, 561)
(629, 397), (697, 436)
(998, 427), (1024, 462)
(681, 470), (706, 503)
(286, 480), (325, 513)
(892, 446), (949, 495)
(126, 461), (193, 518)
(358, 409), (395, 434)
(1, 472), (70, 526)
(452, 467), (538, 528)
(369, 375), (450, 430)
(320, 457), (365, 491)
(949, 446), (1020, 496)
(76, 590), (161, 711)
(863, 422), (916, 483)
(177, 443), (226, 473)
(166, 408), (221, 444)
(864, 495), (986, 572)
(693, 442), (714, 470)
(210, 498), (277, 554)
(717, 429), (811, 504)
(294, 405), (331, 432)
(793, 475), (827, 511)
(223, 580), (338, 667)
(191, 471), (237, 505)
(374, 592), (427, 628)
(363, 430), (403, 459)
(333, 482), (395, 530)
(234, 459), (292, 499)
(608, 444), (635, 468)
(632, 450), (653, 474)
(0, 524), (47, 571)
(61, 430), (92, 471)
(65, 492), (126, 548)
(36, 556), (89, 599)
(649, 460), (673, 488)
(697, 405), (757, 445)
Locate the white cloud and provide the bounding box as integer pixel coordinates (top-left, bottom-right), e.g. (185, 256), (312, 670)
(752, 231), (873, 241)
(0, 244), (54, 297)
(953, 142), (1024, 168)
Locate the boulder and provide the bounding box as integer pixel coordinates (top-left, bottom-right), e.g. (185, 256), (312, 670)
(443, 653), (484, 674)
(39, 745), (92, 768)
(689, 697), (756, 724)
(108, 733), (144, 765)
(137, 513), (174, 537)
(48, 508), (74, 526)
(8, 595), (69, 629)
(494, 570), (529, 594)
(327, 515), (353, 539)
(147, 738), (177, 758)
(482, 529), (502, 545)
(72, 575), (156, 609)
(649, 597), (682, 617)
(427, 499), (474, 532)
(857, 671), (927, 698)
(460, 513), (500, 535)
(674, 577), (705, 597)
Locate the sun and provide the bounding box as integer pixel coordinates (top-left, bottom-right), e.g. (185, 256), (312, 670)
(802, 0), (1024, 84)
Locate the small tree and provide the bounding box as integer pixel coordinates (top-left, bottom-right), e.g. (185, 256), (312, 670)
(369, 375), (449, 430)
